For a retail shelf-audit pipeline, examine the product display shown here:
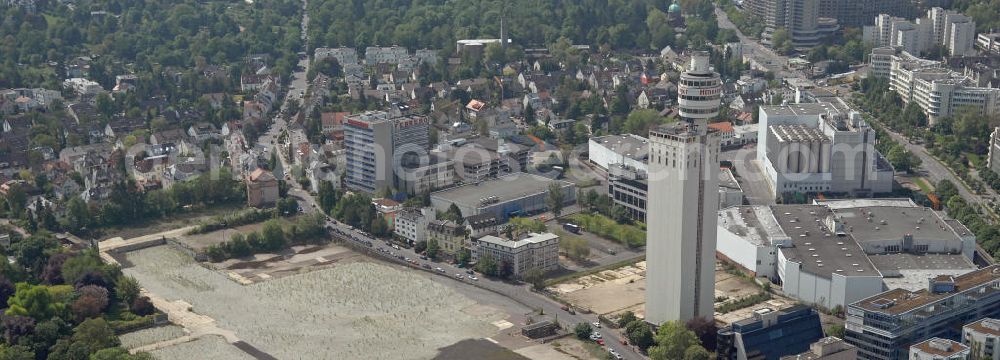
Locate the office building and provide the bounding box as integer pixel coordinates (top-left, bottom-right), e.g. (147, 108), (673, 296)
(645, 118), (720, 324)
(435, 138), (529, 182)
(845, 265), (1000, 360)
(429, 172), (576, 221)
(977, 33), (1000, 55)
(910, 338), (971, 360)
(962, 318), (1000, 360)
(344, 111), (429, 193)
(870, 47), (1000, 125)
(678, 52), (722, 121)
(607, 164), (744, 223)
(757, 99), (894, 197)
(587, 134), (649, 173)
(396, 153), (455, 194)
(716, 198), (977, 310)
(743, 0), (839, 48)
(869, 8), (976, 57)
(471, 232), (559, 277)
(717, 306), (824, 360)
(780, 337), (858, 360)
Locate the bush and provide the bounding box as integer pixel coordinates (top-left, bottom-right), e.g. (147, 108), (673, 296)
(573, 322), (592, 340)
(131, 296), (155, 316)
(109, 315), (153, 334)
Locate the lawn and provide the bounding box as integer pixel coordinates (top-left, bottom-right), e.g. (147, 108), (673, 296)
(914, 177), (934, 194)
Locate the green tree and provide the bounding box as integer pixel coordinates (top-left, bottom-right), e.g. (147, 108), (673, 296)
(683, 345), (712, 360)
(426, 239), (440, 260)
(261, 220), (286, 251)
(6, 284), (64, 321)
(937, 179), (959, 202)
(456, 249), (472, 267)
(573, 322), (592, 340)
(617, 311), (638, 328)
(13, 233), (59, 276)
(546, 183), (566, 218)
(771, 28), (793, 55)
(443, 204), (464, 222)
(114, 276), (140, 306)
(0, 345), (34, 360)
(70, 318), (118, 353)
(317, 181), (338, 214)
(89, 348), (153, 360)
(475, 254), (499, 276)
(523, 268), (545, 290)
(626, 320), (655, 350)
(649, 320), (700, 360)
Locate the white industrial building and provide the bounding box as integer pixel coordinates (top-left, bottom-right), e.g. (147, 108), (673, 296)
(757, 99), (894, 198)
(587, 134), (649, 173)
(716, 198), (977, 310)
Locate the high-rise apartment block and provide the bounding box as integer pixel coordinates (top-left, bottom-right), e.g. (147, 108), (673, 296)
(743, 0), (839, 48)
(344, 111), (429, 193)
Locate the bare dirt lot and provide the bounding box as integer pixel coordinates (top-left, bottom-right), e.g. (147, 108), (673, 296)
(549, 261), (765, 319)
(123, 245), (526, 360)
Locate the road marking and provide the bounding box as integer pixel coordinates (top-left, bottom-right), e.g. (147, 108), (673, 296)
(485, 337), (498, 344)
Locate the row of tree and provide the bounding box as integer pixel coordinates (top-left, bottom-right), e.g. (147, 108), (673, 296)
(204, 214), (327, 262)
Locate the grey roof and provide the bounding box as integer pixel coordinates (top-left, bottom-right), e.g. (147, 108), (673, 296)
(772, 205), (880, 278)
(718, 206), (771, 246)
(833, 206), (960, 244)
(760, 101), (851, 117)
(431, 172), (572, 209)
(590, 134), (649, 162)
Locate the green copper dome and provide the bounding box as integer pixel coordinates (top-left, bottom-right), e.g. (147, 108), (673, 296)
(668, 2), (681, 13)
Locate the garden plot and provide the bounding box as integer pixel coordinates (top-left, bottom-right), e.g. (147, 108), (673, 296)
(124, 246), (508, 360)
(119, 325), (187, 350)
(148, 335), (253, 360)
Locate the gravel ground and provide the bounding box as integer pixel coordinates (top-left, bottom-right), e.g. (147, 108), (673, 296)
(124, 246), (507, 360)
(119, 325), (187, 350)
(148, 335), (253, 360)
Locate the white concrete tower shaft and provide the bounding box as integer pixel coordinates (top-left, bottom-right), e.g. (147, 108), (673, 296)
(644, 120), (720, 324)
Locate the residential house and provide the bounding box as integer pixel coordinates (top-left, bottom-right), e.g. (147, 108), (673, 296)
(188, 122), (221, 142)
(464, 213), (499, 239)
(321, 112), (348, 142)
(246, 168), (279, 208)
(428, 219), (467, 255)
(394, 208), (435, 244)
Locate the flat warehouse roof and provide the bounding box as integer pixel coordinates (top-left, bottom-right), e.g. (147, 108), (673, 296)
(773, 205), (880, 278)
(431, 172), (572, 208)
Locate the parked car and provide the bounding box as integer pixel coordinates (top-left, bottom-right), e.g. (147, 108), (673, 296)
(592, 322), (601, 328)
